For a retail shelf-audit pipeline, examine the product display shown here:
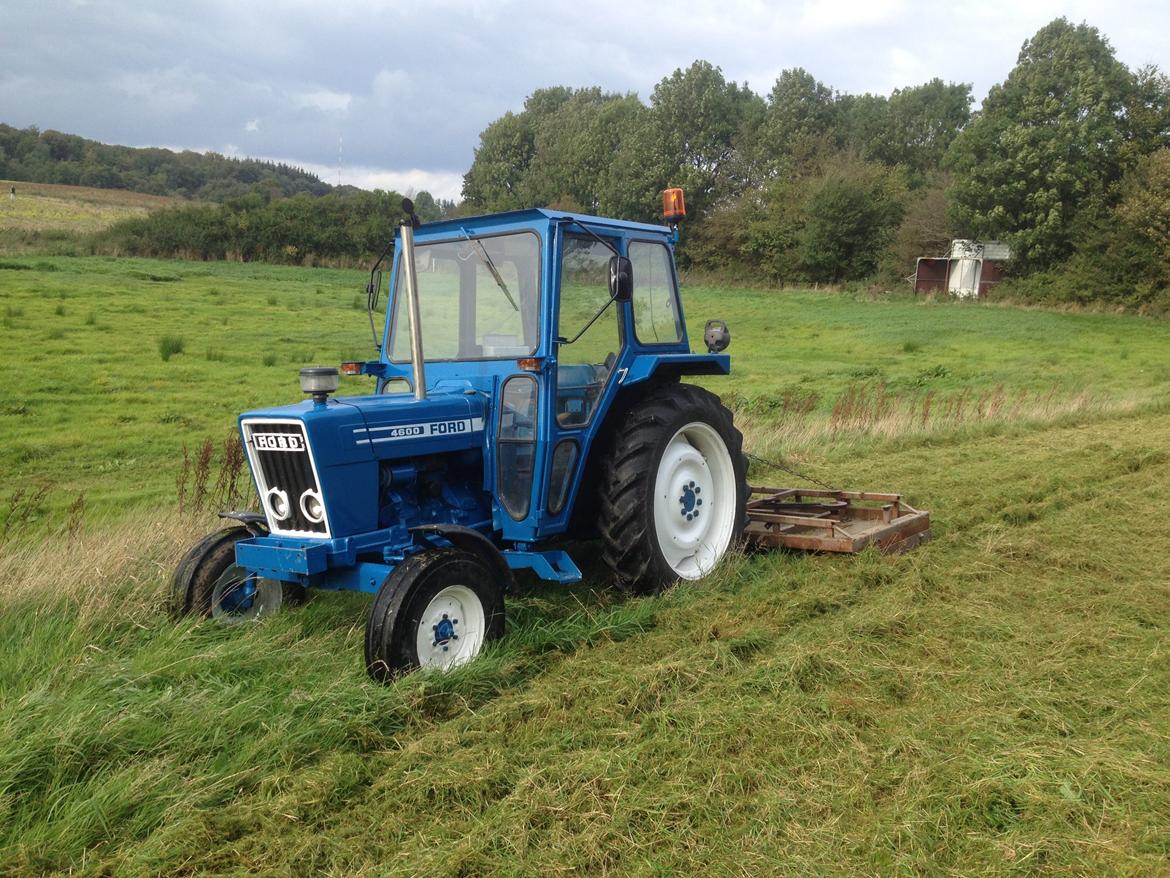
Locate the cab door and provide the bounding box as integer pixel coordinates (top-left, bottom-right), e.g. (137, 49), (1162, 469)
(541, 231), (627, 528)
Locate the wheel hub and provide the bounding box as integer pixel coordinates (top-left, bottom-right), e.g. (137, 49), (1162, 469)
(432, 613), (459, 649)
(678, 481), (703, 520)
(416, 584), (485, 669)
(210, 565), (282, 624)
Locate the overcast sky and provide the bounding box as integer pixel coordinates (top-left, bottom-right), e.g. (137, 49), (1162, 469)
(2, 0), (1167, 200)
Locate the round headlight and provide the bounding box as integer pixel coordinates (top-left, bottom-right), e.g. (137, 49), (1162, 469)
(300, 489), (325, 523)
(267, 488), (290, 521)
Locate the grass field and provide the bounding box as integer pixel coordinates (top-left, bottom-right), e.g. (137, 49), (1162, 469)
(0, 181), (179, 236)
(1, 256), (1169, 875)
(4, 255), (1170, 525)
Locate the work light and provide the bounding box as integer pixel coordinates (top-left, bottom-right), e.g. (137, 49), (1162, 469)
(299, 366), (339, 403)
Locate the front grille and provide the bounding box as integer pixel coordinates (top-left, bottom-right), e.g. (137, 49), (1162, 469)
(242, 420), (328, 536)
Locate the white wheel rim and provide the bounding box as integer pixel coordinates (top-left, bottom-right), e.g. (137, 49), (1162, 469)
(210, 565), (283, 623)
(415, 584), (486, 670)
(653, 421), (737, 580)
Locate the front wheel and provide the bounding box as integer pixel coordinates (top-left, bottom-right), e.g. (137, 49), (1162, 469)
(170, 526), (302, 621)
(364, 548), (505, 682)
(598, 383), (747, 593)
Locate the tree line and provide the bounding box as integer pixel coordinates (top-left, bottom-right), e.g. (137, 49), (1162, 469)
(96, 189), (447, 265)
(11, 18), (1167, 305)
(0, 123), (332, 201)
(461, 18), (1170, 310)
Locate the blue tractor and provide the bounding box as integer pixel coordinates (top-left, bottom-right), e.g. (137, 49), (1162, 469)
(172, 192), (747, 679)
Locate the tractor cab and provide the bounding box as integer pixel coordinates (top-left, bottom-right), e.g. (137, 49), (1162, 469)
(368, 207), (730, 545)
(173, 193), (749, 680)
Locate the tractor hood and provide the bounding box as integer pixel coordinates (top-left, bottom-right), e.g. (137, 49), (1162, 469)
(240, 391), (489, 468)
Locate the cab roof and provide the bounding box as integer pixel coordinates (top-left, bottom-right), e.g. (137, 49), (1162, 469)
(407, 208), (674, 240)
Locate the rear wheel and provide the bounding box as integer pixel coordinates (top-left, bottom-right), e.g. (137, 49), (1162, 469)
(364, 548), (505, 682)
(170, 527), (303, 620)
(598, 383), (747, 593)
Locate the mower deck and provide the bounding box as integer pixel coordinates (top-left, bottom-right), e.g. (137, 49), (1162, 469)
(744, 486), (931, 555)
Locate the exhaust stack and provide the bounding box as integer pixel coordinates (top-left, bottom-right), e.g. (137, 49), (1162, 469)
(399, 217), (427, 401)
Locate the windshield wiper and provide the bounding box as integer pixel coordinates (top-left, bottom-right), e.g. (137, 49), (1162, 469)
(461, 228), (518, 312)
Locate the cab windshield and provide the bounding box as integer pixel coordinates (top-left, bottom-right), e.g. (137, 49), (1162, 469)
(388, 231), (541, 362)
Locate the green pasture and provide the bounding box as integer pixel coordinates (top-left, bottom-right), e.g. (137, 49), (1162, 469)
(3, 255), (1170, 525)
(1, 254), (1170, 874)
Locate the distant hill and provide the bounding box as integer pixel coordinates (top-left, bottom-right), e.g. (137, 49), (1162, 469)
(0, 123), (334, 202)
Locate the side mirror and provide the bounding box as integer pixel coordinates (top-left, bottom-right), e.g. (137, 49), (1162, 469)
(608, 256), (633, 302)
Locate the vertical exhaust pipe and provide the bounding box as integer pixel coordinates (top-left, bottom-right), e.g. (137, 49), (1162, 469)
(399, 220), (427, 401)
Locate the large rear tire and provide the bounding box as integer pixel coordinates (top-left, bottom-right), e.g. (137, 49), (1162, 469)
(170, 527), (303, 620)
(364, 548), (505, 682)
(598, 383), (747, 594)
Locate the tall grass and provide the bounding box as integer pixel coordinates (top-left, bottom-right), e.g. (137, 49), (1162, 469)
(3, 404), (1170, 874)
(157, 334), (185, 361)
(734, 380), (1140, 471)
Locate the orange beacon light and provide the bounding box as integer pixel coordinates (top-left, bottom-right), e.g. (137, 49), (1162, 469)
(662, 187), (686, 224)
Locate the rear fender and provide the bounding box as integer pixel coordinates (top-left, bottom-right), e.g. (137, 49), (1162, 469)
(621, 352), (730, 386)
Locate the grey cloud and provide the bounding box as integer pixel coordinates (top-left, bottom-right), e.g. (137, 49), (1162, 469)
(2, 0), (1166, 201)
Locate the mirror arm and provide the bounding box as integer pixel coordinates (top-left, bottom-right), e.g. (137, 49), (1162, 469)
(366, 295), (381, 350)
(365, 236), (395, 349)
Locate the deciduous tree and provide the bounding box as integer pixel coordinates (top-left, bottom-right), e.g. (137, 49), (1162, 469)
(947, 18), (1135, 270)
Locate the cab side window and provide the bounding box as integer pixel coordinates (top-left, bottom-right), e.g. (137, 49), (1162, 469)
(556, 236), (621, 428)
(630, 241), (684, 343)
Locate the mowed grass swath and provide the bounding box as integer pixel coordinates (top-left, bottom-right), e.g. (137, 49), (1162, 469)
(1, 255), (1170, 873)
(2, 411), (1169, 874)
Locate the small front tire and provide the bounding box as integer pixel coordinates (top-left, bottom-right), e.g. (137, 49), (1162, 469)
(171, 527), (302, 621)
(364, 548), (505, 682)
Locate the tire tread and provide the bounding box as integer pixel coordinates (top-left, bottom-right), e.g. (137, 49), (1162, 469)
(597, 383), (746, 594)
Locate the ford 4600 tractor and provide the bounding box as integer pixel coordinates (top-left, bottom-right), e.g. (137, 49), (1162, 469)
(173, 191), (746, 678)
